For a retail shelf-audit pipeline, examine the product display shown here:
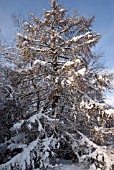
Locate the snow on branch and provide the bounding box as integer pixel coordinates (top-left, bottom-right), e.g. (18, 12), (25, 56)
(65, 32), (100, 46)
(80, 94), (114, 119)
(11, 107), (58, 131)
(29, 46), (49, 53)
(77, 68), (86, 76)
(33, 59), (47, 67)
(0, 139), (38, 170)
(61, 58), (81, 70)
(0, 135), (59, 170)
(72, 32), (93, 42)
(105, 109), (114, 118)
(39, 135), (59, 168)
(11, 120), (25, 131)
(16, 33), (31, 42)
(16, 33), (24, 39)
(66, 131), (114, 170)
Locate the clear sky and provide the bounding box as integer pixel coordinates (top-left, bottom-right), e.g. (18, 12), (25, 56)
(0, 0), (114, 68)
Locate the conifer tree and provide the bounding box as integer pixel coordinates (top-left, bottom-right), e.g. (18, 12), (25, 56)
(0, 0), (114, 169)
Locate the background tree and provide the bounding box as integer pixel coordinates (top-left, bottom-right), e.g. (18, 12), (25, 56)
(0, 40), (24, 164)
(0, 0), (114, 169)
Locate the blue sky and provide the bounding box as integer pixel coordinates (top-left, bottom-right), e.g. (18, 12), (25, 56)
(0, 0), (114, 68)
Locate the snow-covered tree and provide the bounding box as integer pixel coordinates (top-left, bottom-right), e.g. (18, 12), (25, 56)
(0, 0), (114, 169)
(0, 42), (24, 165)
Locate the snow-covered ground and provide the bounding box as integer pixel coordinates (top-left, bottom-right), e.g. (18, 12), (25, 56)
(34, 164), (84, 170)
(52, 164), (84, 170)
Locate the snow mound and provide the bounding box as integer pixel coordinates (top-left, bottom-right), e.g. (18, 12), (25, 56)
(55, 164), (84, 170)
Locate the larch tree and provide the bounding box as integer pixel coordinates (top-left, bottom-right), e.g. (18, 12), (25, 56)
(0, 0), (114, 170)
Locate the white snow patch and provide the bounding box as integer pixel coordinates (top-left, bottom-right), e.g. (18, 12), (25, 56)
(33, 59), (47, 66)
(72, 32), (91, 42)
(55, 164), (84, 170)
(62, 59), (81, 70)
(105, 108), (114, 117)
(89, 164), (97, 170)
(7, 143), (27, 150)
(85, 37), (98, 44)
(59, 9), (66, 12)
(75, 59), (81, 64)
(23, 22), (29, 27)
(16, 33), (24, 38)
(0, 139), (38, 170)
(62, 60), (74, 68)
(78, 68), (86, 76)
(34, 164), (84, 170)
(12, 120), (24, 130)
